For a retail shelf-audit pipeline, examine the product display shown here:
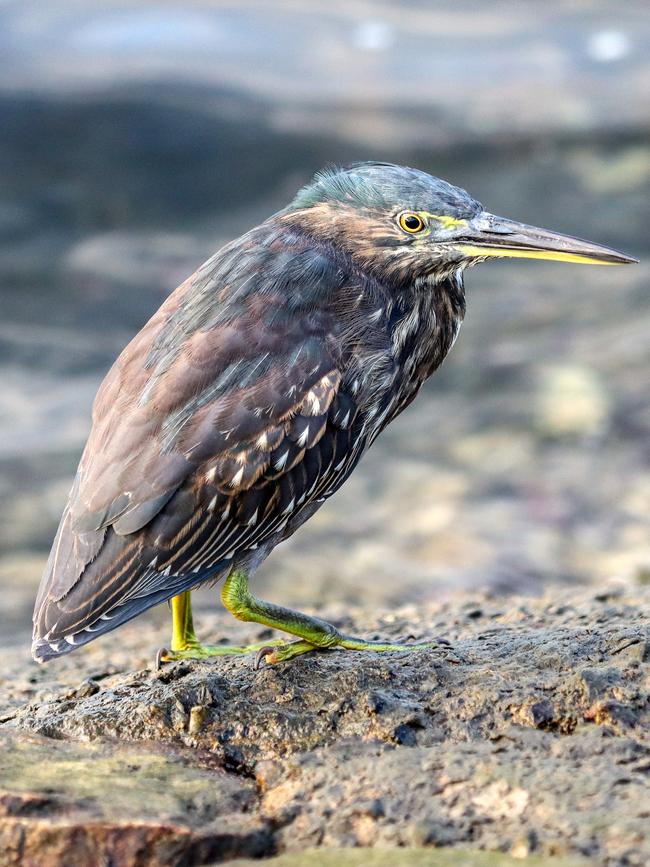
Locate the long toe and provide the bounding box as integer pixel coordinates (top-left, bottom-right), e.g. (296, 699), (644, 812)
(160, 638), (288, 663)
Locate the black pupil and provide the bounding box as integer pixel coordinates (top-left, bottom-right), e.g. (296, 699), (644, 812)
(403, 214), (421, 231)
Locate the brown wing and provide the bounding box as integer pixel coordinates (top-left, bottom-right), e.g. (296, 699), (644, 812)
(32, 229), (361, 660)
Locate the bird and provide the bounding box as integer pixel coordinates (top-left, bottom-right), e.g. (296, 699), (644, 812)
(32, 162), (636, 667)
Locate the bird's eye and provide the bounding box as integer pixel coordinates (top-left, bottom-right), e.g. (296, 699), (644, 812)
(398, 212), (426, 234)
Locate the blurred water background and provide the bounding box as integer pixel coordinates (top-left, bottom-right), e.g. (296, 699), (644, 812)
(1, 0), (649, 657)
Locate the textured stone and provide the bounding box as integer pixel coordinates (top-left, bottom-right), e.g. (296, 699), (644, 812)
(230, 850), (587, 867)
(0, 734), (270, 867)
(1, 586), (648, 866)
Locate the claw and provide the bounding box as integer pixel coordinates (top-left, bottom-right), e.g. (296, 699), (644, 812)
(155, 647), (168, 670)
(254, 645), (275, 670)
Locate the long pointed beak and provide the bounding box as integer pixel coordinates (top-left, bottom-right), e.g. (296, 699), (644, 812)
(455, 213), (638, 266)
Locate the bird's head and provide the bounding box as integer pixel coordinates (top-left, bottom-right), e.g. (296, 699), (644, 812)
(283, 162), (636, 285)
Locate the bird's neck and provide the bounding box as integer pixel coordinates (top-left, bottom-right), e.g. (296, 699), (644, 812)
(343, 268), (466, 443)
(389, 271), (466, 381)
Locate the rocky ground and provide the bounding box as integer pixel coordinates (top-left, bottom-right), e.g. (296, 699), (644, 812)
(0, 582), (648, 866)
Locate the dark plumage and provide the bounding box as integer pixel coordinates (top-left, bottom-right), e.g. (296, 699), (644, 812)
(32, 162), (636, 663)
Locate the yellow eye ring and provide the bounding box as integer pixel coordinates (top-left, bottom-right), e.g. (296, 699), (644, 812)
(398, 212), (426, 234)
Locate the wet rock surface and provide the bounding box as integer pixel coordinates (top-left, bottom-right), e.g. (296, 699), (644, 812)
(1, 584), (648, 866)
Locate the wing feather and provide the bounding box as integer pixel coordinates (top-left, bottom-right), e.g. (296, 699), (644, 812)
(32, 228), (364, 659)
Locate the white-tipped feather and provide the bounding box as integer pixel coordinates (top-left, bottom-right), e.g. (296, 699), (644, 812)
(274, 449), (289, 471)
(230, 466), (245, 487)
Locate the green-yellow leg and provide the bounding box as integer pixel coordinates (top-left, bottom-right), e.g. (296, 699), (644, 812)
(221, 569), (439, 666)
(157, 590), (284, 665)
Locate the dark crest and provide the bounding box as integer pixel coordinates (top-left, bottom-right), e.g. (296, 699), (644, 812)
(289, 161), (482, 218)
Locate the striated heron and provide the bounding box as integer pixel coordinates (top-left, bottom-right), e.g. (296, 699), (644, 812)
(32, 162), (636, 666)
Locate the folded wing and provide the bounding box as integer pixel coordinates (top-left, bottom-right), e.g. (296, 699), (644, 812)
(32, 233), (361, 660)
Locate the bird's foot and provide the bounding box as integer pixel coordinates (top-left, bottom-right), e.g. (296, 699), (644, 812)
(156, 638), (286, 668)
(253, 635), (445, 668)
